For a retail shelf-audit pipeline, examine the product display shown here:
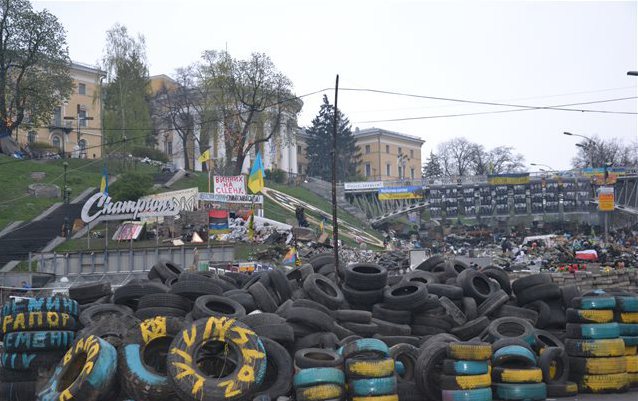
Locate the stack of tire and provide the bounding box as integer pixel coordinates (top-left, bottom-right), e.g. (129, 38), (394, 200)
(512, 274), (566, 332)
(0, 296), (79, 401)
(343, 263), (388, 310)
(293, 348), (345, 401)
(441, 342), (492, 401)
(565, 293), (629, 393)
(615, 294), (638, 387)
(491, 340), (547, 401)
(342, 339), (399, 401)
(69, 280), (113, 312)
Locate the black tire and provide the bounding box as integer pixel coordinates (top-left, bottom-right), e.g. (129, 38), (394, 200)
(137, 293), (192, 312)
(167, 318), (267, 401)
(285, 307), (335, 332)
(372, 304), (412, 324)
(566, 308), (613, 324)
(3, 330), (75, 352)
(192, 295), (246, 320)
(546, 300), (567, 328)
(168, 280), (222, 302)
(334, 309), (372, 324)
(547, 381), (578, 397)
(512, 274), (552, 295)
(561, 285), (581, 308)
(79, 304), (134, 327)
(457, 270), (494, 302)
(303, 274), (345, 310)
(415, 255), (446, 271)
(332, 323), (356, 339)
(534, 329), (565, 350)
(286, 264), (314, 284)
(342, 285), (384, 307)
(420, 333), (460, 349)
(292, 299), (335, 318)
(516, 283), (561, 306)
(0, 350), (65, 371)
(450, 316), (490, 341)
(390, 343), (419, 381)
(494, 305), (539, 325)
(478, 289), (510, 317)
(415, 341), (449, 401)
(383, 282), (429, 310)
(1, 312), (76, 334)
(224, 290), (257, 313)
(539, 346), (569, 384)
(523, 300), (552, 328)
(372, 318), (411, 336)
(119, 316), (183, 401)
(78, 295), (113, 313)
(252, 323), (295, 345)
(241, 271), (270, 290)
(341, 322), (379, 337)
(252, 338), (293, 400)
(134, 307), (186, 320)
(295, 332), (340, 350)
(487, 317), (535, 343)
(492, 338), (534, 354)
(403, 270), (439, 286)
(463, 297), (478, 321)
(309, 254), (335, 270)
(69, 281), (112, 303)
(148, 259), (183, 282)
(481, 267), (512, 295)
(0, 380), (37, 400)
(114, 280), (169, 309)
(439, 296), (467, 326)
(268, 269), (292, 303)
(426, 283), (464, 300)
(248, 282), (278, 312)
(344, 263), (388, 290)
(240, 313), (285, 328)
(412, 325), (447, 336)
(412, 314), (453, 331)
(294, 348), (343, 369)
(76, 314), (141, 349)
(564, 338), (626, 357)
(375, 335), (421, 347)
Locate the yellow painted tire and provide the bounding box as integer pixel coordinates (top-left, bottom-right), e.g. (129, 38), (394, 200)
(618, 312), (638, 324)
(296, 384), (344, 401)
(440, 373), (491, 390)
(625, 345), (637, 356)
(1, 312), (75, 334)
(352, 396), (399, 401)
(569, 356), (627, 375)
(627, 372), (638, 387)
(448, 343), (492, 361)
(564, 338), (625, 357)
(566, 308), (613, 323)
(346, 358), (395, 379)
(491, 367), (542, 383)
(627, 354), (638, 373)
(576, 372), (630, 393)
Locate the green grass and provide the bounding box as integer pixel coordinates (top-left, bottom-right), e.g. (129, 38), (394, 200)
(0, 155), (158, 230)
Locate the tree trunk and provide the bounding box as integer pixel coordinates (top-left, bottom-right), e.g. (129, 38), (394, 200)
(182, 135), (190, 171)
(234, 150), (245, 175)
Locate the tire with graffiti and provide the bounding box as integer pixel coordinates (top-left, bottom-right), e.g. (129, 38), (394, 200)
(167, 316), (267, 401)
(119, 316), (184, 401)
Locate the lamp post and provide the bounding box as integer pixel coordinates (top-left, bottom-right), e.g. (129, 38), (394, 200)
(530, 163), (556, 171)
(628, 71), (638, 76)
(564, 132), (597, 168)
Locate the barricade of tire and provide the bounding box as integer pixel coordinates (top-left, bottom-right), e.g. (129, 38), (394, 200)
(2, 255), (637, 400)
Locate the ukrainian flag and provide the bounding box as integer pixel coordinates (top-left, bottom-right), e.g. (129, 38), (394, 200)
(100, 166), (108, 195)
(248, 151), (264, 194)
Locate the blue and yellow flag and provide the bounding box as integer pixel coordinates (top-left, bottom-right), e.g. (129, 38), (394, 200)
(248, 151), (265, 194)
(100, 166), (108, 195)
(283, 247), (297, 265)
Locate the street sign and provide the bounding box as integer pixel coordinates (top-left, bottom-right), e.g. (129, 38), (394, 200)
(598, 187), (614, 212)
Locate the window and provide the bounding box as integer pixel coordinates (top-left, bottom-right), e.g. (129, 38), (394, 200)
(365, 163), (371, 177)
(410, 149), (414, 158)
(78, 83), (86, 96)
(52, 135), (61, 149)
(27, 131), (37, 144)
(298, 164), (303, 174)
(398, 147), (402, 155)
(411, 168), (415, 179)
(385, 144), (390, 153)
(386, 163), (391, 177)
(79, 139), (87, 158)
(79, 109), (87, 127)
(365, 144), (371, 154)
(53, 107), (62, 127)
(297, 145), (302, 153)
(167, 142), (172, 156)
(398, 166), (403, 179)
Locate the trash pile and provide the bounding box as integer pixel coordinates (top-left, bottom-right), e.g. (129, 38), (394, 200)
(1, 256), (637, 401)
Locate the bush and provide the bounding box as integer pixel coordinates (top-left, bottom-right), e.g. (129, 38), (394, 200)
(30, 141), (57, 151)
(265, 168), (286, 184)
(130, 146), (169, 163)
(109, 171), (154, 201)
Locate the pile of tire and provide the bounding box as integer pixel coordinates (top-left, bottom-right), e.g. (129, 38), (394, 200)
(293, 348), (345, 401)
(615, 294), (638, 387)
(342, 339), (399, 401)
(491, 340), (546, 401)
(441, 342), (492, 401)
(0, 296), (79, 401)
(565, 293), (629, 393)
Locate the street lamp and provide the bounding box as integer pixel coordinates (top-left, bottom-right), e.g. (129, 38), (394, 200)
(628, 71), (638, 76)
(530, 163), (556, 171)
(564, 131), (597, 167)
(63, 161), (68, 204)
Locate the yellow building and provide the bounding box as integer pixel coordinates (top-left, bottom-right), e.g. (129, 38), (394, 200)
(16, 62), (106, 159)
(354, 127), (424, 181)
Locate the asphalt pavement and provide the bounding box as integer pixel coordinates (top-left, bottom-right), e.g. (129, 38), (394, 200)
(556, 388), (638, 401)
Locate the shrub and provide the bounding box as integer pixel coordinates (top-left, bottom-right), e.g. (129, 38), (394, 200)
(130, 146), (169, 163)
(30, 141), (57, 151)
(265, 168), (286, 184)
(109, 171), (154, 201)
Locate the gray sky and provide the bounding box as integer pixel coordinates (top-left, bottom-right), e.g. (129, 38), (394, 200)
(35, 0), (638, 170)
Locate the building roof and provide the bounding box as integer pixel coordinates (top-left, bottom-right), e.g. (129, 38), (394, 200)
(353, 127), (425, 145)
(71, 61), (106, 76)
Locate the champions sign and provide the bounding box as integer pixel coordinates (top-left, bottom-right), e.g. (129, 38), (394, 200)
(81, 193), (179, 223)
(213, 176), (246, 195)
(378, 186), (424, 201)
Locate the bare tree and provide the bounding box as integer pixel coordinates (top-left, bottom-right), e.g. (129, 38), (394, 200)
(438, 137), (477, 176)
(571, 135), (638, 168)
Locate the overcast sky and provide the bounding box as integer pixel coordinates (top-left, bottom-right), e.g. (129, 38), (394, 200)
(35, 0), (637, 170)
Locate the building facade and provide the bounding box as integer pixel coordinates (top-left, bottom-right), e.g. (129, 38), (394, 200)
(354, 127), (424, 181)
(16, 62), (105, 159)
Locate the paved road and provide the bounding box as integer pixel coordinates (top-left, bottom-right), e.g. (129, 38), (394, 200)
(557, 388), (638, 401)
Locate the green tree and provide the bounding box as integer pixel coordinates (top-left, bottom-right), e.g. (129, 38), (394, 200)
(305, 95), (361, 181)
(0, 0), (73, 153)
(101, 24), (153, 150)
(109, 171), (153, 201)
(422, 151), (443, 178)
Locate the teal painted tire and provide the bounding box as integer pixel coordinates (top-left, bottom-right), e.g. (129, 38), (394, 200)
(492, 346), (537, 368)
(443, 359), (490, 375)
(294, 368), (345, 388)
(442, 387), (492, 401)
(3, 330), (75, 352)
(349, 377), (397, 396)
(340, 338), (389, 359)
(619, 324), (638, 336)
(1, 297), (79, 318)
(565, 323), (620, 339)
(622, 336), (638, 346)
(396, 361), (405, 375)
(492, 383), (547, 401)
(616, 296), (638, 312)
(572, 296), (616, 310)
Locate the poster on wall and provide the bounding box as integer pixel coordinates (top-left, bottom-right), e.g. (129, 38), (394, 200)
(214, 176), (246, 195)
(208, 210), (230, 236)
(598, 186), (615, 212)
(378, 186), (424, 201)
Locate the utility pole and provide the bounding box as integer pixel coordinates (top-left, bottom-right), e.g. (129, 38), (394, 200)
(331, 75), (340, 272)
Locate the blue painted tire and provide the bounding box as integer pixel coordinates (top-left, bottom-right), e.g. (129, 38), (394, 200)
(442, 387), (492, 401)
(442, 359), (490, 375)
(349, 377), (397, 396)
(492, 346), (537, 368)
(37, 335), (117, 401)
(294, 368), (345, 388)
(3, 330), (75, 352)
(340, 338), (389, 359)
(395, 361), (405, 376)
(1, 297), (79, 318)
(1, 351), (65, 371)
(566, 323), (620, 339)
(573, 296), (616, 310)
(622, 336), (638, 346)
(619, 324), (638, 336)
(492, 383), (547, 401)
(616, 296), (638, 312)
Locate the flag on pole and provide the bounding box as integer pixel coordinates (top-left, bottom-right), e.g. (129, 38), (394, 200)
(100, 166), (108, 195)
(198, 149), (211, 163)
(248, 151), (265, 194)
(320, 217), (326, 233)
(283, 247), (297, 265)
(248, 212), (255, 241)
